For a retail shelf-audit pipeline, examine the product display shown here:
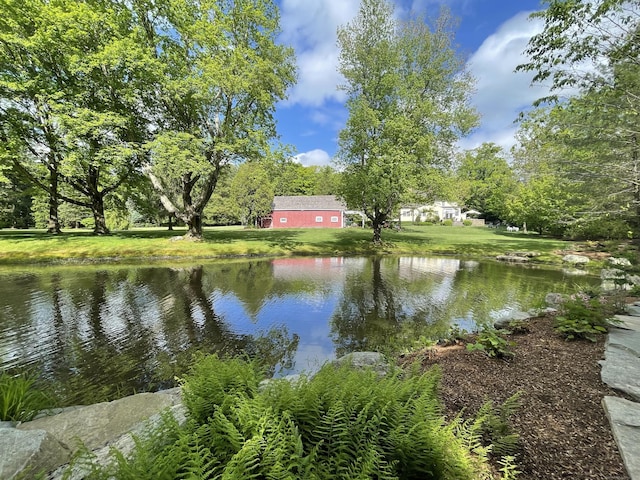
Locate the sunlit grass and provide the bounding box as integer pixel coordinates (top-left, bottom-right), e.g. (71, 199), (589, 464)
(0, 225), (575, 265)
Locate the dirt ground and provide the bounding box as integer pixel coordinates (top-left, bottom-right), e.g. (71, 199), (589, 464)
(399, 315), (630, 480)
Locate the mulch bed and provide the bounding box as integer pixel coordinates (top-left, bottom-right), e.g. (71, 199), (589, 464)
(399, 315), (630, 479)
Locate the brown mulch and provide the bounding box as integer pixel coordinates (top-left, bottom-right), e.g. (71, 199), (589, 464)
(399, 315), (630, 480)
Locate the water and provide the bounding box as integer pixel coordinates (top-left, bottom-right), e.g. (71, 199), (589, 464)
(0, 256), (598, 405)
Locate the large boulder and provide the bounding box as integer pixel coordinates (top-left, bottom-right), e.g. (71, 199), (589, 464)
(545, 292), (567, 308)
(0, 427), (69, 479)
(562, 254), (590, 265)
(331, 352), (390, 376)
(608, 257), (632, 267)
(12, 389), (183, 479)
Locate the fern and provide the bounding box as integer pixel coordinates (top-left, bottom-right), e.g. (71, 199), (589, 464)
(71, 355), (517, 480)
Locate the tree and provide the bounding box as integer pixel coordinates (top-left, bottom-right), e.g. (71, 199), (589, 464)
(139, 0), (296, 239)
(0, 0), (154, 234)
(231, 162), (274, 227)
(336, 0), (477, 244)
(456, 143), (517, 222)
(517, 0), (640, 230)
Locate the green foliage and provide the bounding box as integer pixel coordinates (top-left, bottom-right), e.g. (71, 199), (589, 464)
(442, 219), (453, 227)
(467, 327), (515, 358)
(564, 217), (632, 241)
(462, 219), (473, 227)
(75, 355), (501, 479)
(456, 143), (516, 223)
(0, 371), (52, 422)
(231, 162), (275, 228)
(554, 292), (618, 341)
(336, 0), (477, 244)
(474, 392), (522, 459)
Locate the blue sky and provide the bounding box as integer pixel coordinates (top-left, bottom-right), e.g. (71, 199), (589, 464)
(273, 0), (549, 167)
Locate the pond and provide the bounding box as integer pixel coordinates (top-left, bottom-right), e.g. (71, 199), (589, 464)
(0, 256), (598, 405)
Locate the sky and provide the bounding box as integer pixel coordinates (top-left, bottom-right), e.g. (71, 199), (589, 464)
(273, 0), (549, 167)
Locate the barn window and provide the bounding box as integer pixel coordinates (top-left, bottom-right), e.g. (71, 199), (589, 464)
(280, 217), (287, 223)
(315, 216), (323, 222)
(331, 216), (339, 223)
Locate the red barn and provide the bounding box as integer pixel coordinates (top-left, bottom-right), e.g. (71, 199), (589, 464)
(260, 195), (347, 228)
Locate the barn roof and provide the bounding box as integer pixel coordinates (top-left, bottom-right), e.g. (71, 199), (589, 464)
(272, 195), (346, 211)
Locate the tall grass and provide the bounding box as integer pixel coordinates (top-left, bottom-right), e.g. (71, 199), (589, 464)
(0, 371), (52, 422)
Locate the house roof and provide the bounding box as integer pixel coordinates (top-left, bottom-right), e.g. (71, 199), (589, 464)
(273, 195), (346, 211)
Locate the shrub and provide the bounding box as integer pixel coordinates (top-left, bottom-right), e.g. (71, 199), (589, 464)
(553, 292), (619, 341)
(467, 327), (515, 358)
(74, 355), (509, 479)
(442, 219), (453, 227)
(463, 219), (473, 226)
(564, 218), (631, 241)
(0, 371), (52, 422)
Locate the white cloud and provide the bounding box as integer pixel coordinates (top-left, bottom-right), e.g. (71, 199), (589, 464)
(280, 0), (360, 107)
(293, 149), (333, 167)
(463, 11), (547, 153)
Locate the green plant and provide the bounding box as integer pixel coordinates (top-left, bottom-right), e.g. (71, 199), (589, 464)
(554, 292), (619, 341)
(474, 392), (522, 459)
(71, 355), (506, 479)
(442, 219), (454, 226)
(462, 219), (473, 226)
(506, 320), (530, 335)
(0, 371), (52, 422)
(467, 327), (515, 358)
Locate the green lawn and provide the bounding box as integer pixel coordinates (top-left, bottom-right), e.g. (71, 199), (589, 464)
(0, 225), (575, 265)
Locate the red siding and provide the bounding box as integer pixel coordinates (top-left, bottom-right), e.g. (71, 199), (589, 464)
(272, 209), (343, 228)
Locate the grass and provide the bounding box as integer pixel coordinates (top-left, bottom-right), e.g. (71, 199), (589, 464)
(0, 225), (574, 265)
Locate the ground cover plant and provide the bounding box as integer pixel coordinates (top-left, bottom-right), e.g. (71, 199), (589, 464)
(69, 354), (519, 479)
(0, 225), (570, 265)
(0, 371), (52, 422)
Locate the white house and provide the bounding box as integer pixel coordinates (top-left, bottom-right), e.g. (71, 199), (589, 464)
(399, 201), (481, 223)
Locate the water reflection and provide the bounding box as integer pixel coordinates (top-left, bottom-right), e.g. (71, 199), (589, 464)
(0, 257), (597, 405)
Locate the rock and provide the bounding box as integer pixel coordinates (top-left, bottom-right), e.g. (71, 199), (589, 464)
(608, 257), (632, 267)
(510, 251), (540, 258)
(603, 396), (640, 480)
(331, 352), (390, 376)
(493, 310), (532, 329)
(496, 254), (529, 263)
(259, 374), (304, 391)
(49, 404), (187, 480)
(562, 268), (588, 276)
(14, 390), (181, 477)
(545, 293), (567, 308)
(627, 306), (640, 318)
(600, 327), (640, 401)
(562, 254), (590, 265)
(0, 428), (69, 479)
(601, 268), (626, 280)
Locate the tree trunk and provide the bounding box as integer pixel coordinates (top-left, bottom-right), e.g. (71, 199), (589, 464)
(92, 195), (110, 235)
(167, 213), (173, 231)
(185, 211), (203, 239)
(372, 220), (383, 245)
(47, 171), (62, 235)
(46, 169), (61, 234)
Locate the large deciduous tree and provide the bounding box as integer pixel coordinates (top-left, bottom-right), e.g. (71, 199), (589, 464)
(138, 0), (296, 239)
(456, 143), (517, 223)
(517, 0), (640, 232)
(0, 0), (154, 234)
(336, 0), (477, 244)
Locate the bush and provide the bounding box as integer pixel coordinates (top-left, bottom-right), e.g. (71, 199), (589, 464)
(442, 219), (453, 227)
(463, 219), (473, 226)
(467, 327), (515, 358)
(74, 355), (506, 479)
(564, 218), (631, 241)
(554, 292), (619, 341)
(0, 371), (52, 422)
